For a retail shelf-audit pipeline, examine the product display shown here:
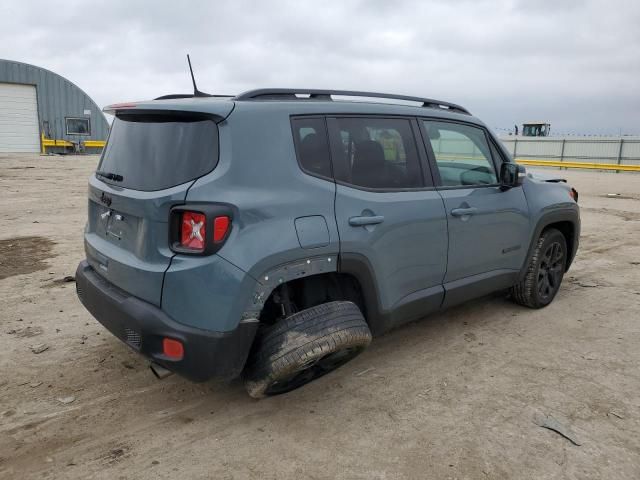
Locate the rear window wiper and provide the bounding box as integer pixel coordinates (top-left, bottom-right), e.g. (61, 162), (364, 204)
(96, 170), (124, 182)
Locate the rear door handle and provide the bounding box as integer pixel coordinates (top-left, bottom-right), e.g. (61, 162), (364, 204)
(451, 207), (478, 217)
(349, 215), (385, 226)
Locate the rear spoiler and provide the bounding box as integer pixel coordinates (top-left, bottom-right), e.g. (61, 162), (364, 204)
(103, 102), (140, 115)
(103, 100), (235, 120)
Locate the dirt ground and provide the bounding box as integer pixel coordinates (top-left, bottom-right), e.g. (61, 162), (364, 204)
(1, 153), (639, 480)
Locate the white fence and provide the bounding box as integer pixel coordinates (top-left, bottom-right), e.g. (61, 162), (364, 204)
(499, 136), (640, 167)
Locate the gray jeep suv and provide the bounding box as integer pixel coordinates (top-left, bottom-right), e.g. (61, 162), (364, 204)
(76, 89), (580, 398)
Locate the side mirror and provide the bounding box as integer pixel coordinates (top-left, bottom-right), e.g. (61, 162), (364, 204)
(500, 162), (525, 190)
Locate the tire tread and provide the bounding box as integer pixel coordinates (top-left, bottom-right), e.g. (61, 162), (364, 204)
(244, 301), (371, 398)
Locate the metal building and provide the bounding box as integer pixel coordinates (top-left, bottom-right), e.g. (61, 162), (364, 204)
(0, 59), (109, 154)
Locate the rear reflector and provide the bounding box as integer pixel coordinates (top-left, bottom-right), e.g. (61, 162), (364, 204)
(180, 211), (206, 250)
(162, 338), (184, 360)
(213, 216), (230, 243)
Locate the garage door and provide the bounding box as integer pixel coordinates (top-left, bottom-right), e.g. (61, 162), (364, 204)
(0, 83), (40, 153)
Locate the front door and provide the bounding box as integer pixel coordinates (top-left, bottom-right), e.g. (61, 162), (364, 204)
(328, 116), (448, 333)
(420, 119), (530, 307)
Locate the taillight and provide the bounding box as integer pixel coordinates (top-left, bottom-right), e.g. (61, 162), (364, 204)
(170, 205), (233, 255)
(213, 216), (230, 243)
(569, 188), (579, 203)
(180, 211), (206, 250)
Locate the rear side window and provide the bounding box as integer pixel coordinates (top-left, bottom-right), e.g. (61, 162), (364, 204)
(327, 117), (423, 189)
(98, 114), (218, 191)
(422, 120), (497, 186)
(291, 117), (332, 179)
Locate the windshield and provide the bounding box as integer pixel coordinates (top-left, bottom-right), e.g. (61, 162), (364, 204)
(523, 124), (548, 137)
(98, 114), (218, 191)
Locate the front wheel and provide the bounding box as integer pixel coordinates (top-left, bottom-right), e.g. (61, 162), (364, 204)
(511, 228), (567, 308)
(243, 301), (371, 398)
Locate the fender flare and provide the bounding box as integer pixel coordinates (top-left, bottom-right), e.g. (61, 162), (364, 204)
(518, 207), (580, 281)
(243, 252), (388, 334)
(241, 254), (338, 321)
(338, 253), (387, 335)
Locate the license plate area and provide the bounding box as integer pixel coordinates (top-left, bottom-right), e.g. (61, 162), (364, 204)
(105, 209), (136, 243)
(93, 202), (141, 248)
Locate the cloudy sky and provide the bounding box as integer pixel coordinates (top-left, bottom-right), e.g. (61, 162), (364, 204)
(1, 0), (639, 135)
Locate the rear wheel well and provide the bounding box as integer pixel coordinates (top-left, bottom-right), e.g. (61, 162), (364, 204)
(542, 221), (575, 269)
(258, 273), (366, 326)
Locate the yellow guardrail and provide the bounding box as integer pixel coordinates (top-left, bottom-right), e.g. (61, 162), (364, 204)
(434, 152), (640, 172)
(84, 140), (107, 148)
(515, 158), (640, 172)
(41, 133), (105, 153)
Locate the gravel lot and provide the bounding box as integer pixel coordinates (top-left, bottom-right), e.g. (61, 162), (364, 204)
(1, 153), (639, 480)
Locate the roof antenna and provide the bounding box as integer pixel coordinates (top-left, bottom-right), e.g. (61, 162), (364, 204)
(187, 54), (211, 97)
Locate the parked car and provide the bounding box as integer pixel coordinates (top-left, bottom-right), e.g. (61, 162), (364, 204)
(76, 89), (580, 398)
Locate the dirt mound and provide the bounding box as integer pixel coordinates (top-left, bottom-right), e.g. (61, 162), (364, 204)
(0, 236), (56, 280)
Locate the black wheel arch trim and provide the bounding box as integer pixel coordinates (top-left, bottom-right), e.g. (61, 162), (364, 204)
(338, 253), (386, 334)
(242, 254), (340, 321)
(519, 208), (580, 281)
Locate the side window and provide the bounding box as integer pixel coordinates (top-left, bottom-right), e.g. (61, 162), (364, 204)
(423, 120), (497, 186)
(291, 117), (332, 179)
(327, 117), (423, 189)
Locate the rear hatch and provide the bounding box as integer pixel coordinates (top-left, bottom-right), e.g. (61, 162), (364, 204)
(85, 103), (231, 306)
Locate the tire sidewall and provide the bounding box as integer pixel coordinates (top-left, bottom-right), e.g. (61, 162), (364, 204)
(532, 229), (567, 307)
(244, 301), (371, 398)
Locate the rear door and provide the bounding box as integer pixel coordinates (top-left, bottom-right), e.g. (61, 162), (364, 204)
(420, 119), (530, 306)
(329, 116), (448, 332)
(85, 111), (221, 306)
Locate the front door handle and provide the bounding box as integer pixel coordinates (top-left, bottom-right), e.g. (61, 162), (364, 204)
(349, 215), (385, 226)
(451, 207), (478, 217)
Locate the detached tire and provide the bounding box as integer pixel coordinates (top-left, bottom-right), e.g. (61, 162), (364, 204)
(511, 228), (567, 308)
(244, 301), (371, 398)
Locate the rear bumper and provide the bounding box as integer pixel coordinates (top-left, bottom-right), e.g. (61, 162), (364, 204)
(75, 260), (257, 381)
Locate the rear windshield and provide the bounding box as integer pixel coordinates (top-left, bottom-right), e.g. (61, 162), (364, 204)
(98, 114), (219, 191)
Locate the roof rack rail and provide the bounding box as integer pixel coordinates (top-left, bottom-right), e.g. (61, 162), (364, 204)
(233, 89), (470, 115)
